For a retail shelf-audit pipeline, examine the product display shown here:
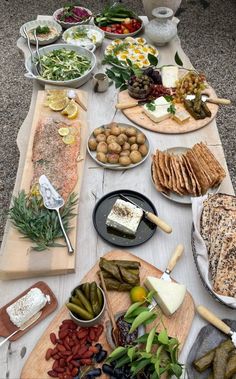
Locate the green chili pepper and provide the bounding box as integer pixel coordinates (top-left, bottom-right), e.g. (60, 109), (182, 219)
(146, 326), (157, 353)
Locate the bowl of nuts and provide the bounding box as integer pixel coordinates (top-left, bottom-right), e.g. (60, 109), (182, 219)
(87, 122), (150, 170)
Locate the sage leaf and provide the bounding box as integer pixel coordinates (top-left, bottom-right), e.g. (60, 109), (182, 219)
(175, 51), (183, 66)
(128, 346), (136, 362)
(158, 329), (169, 345)
(131, 359), (150, 376)
(170, 363), (183, 377)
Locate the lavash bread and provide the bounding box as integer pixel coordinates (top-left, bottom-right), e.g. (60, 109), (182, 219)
(152, 143), (226, 197)
(200, 194), (236, 297)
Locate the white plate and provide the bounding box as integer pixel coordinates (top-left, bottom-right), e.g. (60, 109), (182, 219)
(87, 123), (150, 170)
(151, 146), (220, 205)
(62, 24), (105, 50)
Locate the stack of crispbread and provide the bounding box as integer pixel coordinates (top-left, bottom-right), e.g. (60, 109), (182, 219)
(200, 194), (236, 297)
(152, 142), (225, 196)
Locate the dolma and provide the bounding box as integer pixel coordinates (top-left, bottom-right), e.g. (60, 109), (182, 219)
(119, 266), (140, 285)
(99, 258), (122, 281)
(225, 350), (236, 379)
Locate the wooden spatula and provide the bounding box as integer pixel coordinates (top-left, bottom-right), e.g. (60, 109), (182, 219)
(99, 271), (119, 346)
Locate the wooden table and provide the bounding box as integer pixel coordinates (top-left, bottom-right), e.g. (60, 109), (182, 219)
(0, 17), (234, 379)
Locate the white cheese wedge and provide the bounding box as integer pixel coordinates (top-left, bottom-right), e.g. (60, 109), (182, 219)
(144, 276), (186, 316)
(106, 199), (143, 235)
(143, 96), (171, 123)
(6, 288), (50, 327)
(161, 66), (179, 88)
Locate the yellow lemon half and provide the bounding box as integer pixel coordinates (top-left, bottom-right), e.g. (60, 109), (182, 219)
(49, 97), (69, 111)
(61, 100), (78, 119)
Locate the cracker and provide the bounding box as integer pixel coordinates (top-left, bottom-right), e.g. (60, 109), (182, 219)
(170, 155), (186, 195)
(182, 155), (198, 196)
(152, 153), (167, 193)
(185, 150), (210, 194)
(179, 156), (192, 194)
(169, 155), (184, 195)
(198, 143), (226, 184)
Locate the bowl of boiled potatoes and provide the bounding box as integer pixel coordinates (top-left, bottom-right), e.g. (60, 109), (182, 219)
(87, 122), (150, 170)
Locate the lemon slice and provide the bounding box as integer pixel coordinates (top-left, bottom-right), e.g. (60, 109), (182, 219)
(47, 90), (67, 99)
(61, 100), (78, 119)
(58, 127), (70, 136)
(62, 134), (76, 145)
(49, 97), (69, 111)
(68, 126), (79, 136)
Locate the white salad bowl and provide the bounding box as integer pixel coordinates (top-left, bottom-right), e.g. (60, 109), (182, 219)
(53, 6), (92, 29)
(62, 24), (105, 50)
(24, 43), (96, 88)
(20, 19), (62, 46)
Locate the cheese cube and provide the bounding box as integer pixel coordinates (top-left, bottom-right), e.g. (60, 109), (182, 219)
(106, 199), (143, 236)
(161, 66), (179, 88)
(172, 108), (190, 124)
(143, 96), (171, 123)
(144, 276), (186, 316)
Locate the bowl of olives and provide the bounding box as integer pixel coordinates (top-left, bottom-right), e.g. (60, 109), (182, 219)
(128, 74), (153, 99)
(87, 122), (150, 170)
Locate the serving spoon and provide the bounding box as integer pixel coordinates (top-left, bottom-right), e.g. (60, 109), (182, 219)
(22, 26), (41, 76)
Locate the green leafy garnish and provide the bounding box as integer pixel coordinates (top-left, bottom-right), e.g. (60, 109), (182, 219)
(146, 101), (156, 111)
(174, 51), (183, 66)
(148, 53), (159, 66)
(9, 190), (78, 251)
(167, 103), (176, 114)
(35, 26), (50, 35)
(94, 3), (138, 26)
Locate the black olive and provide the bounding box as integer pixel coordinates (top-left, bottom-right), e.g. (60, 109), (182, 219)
(95, 343), (102, 351)
(102, 364), (114, 375)
(95, 349), (107, 363)
(86, 368), (102, 377)
(114, 368), (124, 377)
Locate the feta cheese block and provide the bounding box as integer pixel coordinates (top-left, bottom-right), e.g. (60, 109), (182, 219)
(143, 96), (171, 123)
(144, 276), (186, 316)
(161, 66), (179, 88)
(106, 199), (143, 236)
(6, 288), (50, 327)
(172, 108), (190, 124)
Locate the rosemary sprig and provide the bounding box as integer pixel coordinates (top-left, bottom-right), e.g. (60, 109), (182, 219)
(8, 191), (78, 251)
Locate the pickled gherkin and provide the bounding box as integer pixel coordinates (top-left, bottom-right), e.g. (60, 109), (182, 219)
(213, 340), (234, 379)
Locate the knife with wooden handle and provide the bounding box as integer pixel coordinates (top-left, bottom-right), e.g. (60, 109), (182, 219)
(116, 100), (146, 110)
(186, 94), (231, 105)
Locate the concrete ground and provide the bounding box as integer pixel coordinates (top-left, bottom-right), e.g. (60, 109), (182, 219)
(0, 0), (235, 240)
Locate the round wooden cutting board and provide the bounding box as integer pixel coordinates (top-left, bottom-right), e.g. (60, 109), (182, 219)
(117, 88), (218, 134)
(21, 250), (195, 379)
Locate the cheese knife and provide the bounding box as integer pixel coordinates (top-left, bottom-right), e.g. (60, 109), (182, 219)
(186, 94), (231, 105)
(197, 305), (236, 347)
(116, 100), (148, 110)
(119, 194), (172, 234)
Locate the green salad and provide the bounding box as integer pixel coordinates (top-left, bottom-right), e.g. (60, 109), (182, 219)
(37, 48), (91, 81)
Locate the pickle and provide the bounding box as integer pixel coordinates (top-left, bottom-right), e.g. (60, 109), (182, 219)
(90, 281), (101, 316)
(213, 341), (234, 379)
(75, 289), (94, 316)
(70, 296), (83, 307)
(97, 286), (103, 310)
(84, 283), (91, 300)
(66, 302), (93, 320)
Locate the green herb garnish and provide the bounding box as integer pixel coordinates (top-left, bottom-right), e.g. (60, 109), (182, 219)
(35, 26), (50, 35)
(9, 190), (78, 251)
(146, 101), (156, 111)
(167, 103), (176, 114)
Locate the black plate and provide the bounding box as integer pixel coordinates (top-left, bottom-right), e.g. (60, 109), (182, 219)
(186, 319), (236, 378)
(92, 189), (157, 247)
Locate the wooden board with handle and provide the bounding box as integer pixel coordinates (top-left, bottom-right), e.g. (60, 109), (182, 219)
(21, 250), (195, 379)
(117, 88), (218, 134)
(0, 90), (88, 280)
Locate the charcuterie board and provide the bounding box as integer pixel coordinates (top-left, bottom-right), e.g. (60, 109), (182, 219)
(20, 250), (195, 379)
(117, 88), (218, 134)
(0, 89), (88, 280)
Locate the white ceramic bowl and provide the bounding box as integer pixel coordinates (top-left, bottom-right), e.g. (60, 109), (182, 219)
(53, 6), (92, 29)
(20, 19), (62, 45)
(93, 17), (144, 39)
(25, 43), (96, 88)
(69, 284), (106, 327)
(62, 24), (105, 50)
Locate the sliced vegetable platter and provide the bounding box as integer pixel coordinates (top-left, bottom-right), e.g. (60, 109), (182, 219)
(20, 250), (195, 379)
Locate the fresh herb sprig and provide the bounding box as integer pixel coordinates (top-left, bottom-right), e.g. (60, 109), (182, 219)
(9, 190), (78, 251)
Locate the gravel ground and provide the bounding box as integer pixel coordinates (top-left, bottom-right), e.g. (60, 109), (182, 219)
(0, 0), (235, 241)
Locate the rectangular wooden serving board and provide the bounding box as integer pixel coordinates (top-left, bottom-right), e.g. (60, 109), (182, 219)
(21, 250), (195, 379)
(0, 90), (88, 280)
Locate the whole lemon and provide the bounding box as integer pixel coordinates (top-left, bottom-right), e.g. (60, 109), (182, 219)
(130, 286), (148, 303)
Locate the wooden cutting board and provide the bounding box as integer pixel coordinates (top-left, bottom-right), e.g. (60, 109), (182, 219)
(117, 88), (218, 134)
(0, 90), (88, 280)
(21, 250), (195, 379)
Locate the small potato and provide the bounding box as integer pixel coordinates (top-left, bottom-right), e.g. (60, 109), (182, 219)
(108, 142), (122, 153)
(96, 152), (107, 163)
(130, 150), (142, 164)
(111, 124), (121, 136)
(93, 127), (104, 137)
(119, 126), (126, 134)
(119, 156), (132, 166)
(129, 136), (137, 145)
(125, 127), (137, 137)
(96, 133), (106, 143)
(120, 150), (130, 157)
(136, 132), (146, 145)
(139, 144), (148, 156)
(88, 138), (97, 151)
(131, 143), (139, 151)
(108, 122), (118, 129)
(97, 141), (108, 154)
(107, 153), (119, 164)
(104, 129), (111, 137)
(122, 142), (131, 151)
(107, 135), (117, 144)
(117, 133), (128, 146)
